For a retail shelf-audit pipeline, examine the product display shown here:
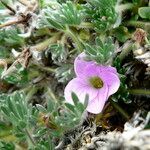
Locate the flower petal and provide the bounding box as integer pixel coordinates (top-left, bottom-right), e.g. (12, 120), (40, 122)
(81, 64), (120, 98)
(78, 63), (100, 80)
(64, 78), (98, 105)
(99, 65), (118, 74)
(74, 52), (118, 76)
(99, 71), (120, 97)
(86, 84), (108, 114)
(74, 52), (94, 76)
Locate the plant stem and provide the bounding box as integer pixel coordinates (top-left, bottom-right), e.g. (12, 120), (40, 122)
(46, 87), (58, 102)
(77, 22), (93, 29)
(47, 133), (54, 150)
(118, 40), (133, 61)
(129, 89), (150, 96)
(30, 32), (61, 51)
(66, 26), (83, 52)
(33, 63), (56, 73)
(25, 86), (38, 102)
(25, 128), (35, 147)
(0, 19), (25, 28)
(125, 21), (150, 31)
(110, 100), (130, 120)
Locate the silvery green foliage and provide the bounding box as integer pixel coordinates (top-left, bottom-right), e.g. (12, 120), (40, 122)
(84, 0), (118, 32)
(0, 91), (87, 149)
(39, 1), (84, 30)
(0, 92), (37, 129)
(0, 0), (150, 149)
(55, 64), (74, 83)
(0, 29), (24, 47)
(85, 37), (115, 64)
(0, 91), (38, 147)
(46, 44), (68, 63)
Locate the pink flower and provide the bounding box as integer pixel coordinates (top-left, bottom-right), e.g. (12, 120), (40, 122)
(64, 53), (120, 114)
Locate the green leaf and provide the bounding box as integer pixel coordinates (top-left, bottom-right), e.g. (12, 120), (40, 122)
(55, 64), (74, 83)
(0, 141), (15, 150)
(36, 104), (47, 113)
(95, 37), (103, 48)
(85, 44), (97, 55)
(18, 120), (26, 128)
(0, 91), (31, 128)
(1, 106), (10, 117)
(85, 0), (118, 32)
(65, 103), (75, 113)
(39, 1), (84, 30)
(75, 103), (85, 113)
(46, 44), (68, 63)
(15, 101), (26, 119)
(84, 36), (115, 64)
(0, 29), (24, 47)
(3, 66), (28, 85)
(138, 7), (150, 19)
(46, 18), (65, 30)
(84, 94), (89, 107)
(71, 92), (79, 105)
(47, 99), (55, 113)
(0, 46), (9, 58)
(112, 26), (130, 42)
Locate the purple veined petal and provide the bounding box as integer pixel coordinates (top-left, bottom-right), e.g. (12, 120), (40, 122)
(77, 63), (100, 80)
(86, 63), (118, 74)
(74, 52), (95, 76)
(86, 84), (108, 114)
(98, 71), (120, 97)
(80, 64), (120, 98)
(98, 65), (118, 74)
(64, 78), (99, 105)
(74, 52), (118, 76)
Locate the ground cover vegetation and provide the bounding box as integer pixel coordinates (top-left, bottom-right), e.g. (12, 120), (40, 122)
(0, 0), (150, 149)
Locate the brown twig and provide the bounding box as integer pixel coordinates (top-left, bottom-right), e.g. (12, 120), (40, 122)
(1, 47), (31, 78)
(0, 19), (21, 28)
(21, 47), (32, 68)
(0, 13), (31, 28)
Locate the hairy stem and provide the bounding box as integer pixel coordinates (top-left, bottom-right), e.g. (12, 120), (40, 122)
(0, 19), (25, 28)
(118, 40), (133, 61)
(110, 100), (130, 120)
(129, 89), (150, 96)
(33, 63), (56, 73)
(25, 86), (38, 102)
(125, 21), (150, 31)
(30, 32), (61, 51)
(25, 128), (35, 147)
(76, 22), (93, 29)
(66, 26), (83, 52)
